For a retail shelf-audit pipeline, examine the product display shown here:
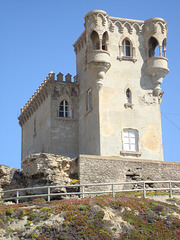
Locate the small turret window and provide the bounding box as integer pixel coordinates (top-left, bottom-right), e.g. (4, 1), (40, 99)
(91, 31), (100, 50)
(122, 39), (132, 57)
(59, 100), (71, 118)
(124, 88), (133, 108)
(148, 37), (159, 57)
(102, 31), (108, 51)
(126, 88), (132, 103)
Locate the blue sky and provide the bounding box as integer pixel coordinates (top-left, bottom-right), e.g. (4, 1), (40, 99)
(0, 0), (180, 169)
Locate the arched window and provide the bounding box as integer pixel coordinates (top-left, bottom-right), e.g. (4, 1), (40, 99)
(122, 39), (132, 57)
(59, 100), (71, 118)
(91, 31), (100, 50)
(123, 129), (138, 152)
(126, 88), (132, 103)
(102, 31), (108, 51)
(148, 37), (159, 57)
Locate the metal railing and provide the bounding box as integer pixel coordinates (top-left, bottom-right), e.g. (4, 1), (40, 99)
(0, 180), (179, 204)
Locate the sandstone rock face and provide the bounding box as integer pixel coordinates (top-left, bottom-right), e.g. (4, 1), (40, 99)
(21, 153), (78, 187)
(0, 165), (15, 191)
(0, 165), (24, 192)
(0, 153), (78, 200)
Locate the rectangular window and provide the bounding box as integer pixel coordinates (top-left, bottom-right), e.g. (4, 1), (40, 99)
(87, 89), (92, 111)
(123, 129), (138, 152)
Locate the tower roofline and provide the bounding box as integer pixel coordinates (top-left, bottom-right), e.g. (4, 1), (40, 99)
(18, 72), (78, 127)
(145, 17), (166, 24)
(85, 10), (107, 17)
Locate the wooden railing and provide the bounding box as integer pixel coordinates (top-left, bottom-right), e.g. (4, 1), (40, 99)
(0, 180), (180, 204)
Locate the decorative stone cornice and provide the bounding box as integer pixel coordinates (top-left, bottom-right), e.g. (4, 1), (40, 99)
(109, 18), (144, 34)
(73, 11), (168, 55)
(73, 11), (144, 55)
(18, 72), (55, 126)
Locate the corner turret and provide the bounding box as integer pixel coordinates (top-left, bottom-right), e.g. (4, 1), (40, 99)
(85, 10), (111, 89)
(145, 18), (169, 96)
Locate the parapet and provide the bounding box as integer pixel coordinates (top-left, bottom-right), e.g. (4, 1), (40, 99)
(73, 10), (169, 95)
(18, 71), (78, 126)
(73, 10), (144, 55)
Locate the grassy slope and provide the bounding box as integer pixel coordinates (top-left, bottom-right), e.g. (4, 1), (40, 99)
(0, 193), (180, 239)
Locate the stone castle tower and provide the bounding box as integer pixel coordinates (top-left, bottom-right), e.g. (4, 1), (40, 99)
(18, 10), (169, 162)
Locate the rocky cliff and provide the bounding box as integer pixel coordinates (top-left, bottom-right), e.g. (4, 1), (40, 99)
(0, 153), (78, 198)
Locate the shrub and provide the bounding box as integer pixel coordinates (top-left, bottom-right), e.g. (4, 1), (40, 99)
(32, 198), (46, 204)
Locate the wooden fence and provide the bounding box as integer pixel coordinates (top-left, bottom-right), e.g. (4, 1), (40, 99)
(0, 180), (180, 204)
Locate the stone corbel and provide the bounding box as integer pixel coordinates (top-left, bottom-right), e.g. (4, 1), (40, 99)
(86, 50), (111, 90)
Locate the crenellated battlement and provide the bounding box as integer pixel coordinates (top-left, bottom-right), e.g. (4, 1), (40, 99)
(18, 72), (78, 126)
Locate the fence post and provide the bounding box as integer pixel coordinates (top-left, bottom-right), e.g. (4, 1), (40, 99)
(82, 185), (84, 198)
(169, 181), (172, 199)
(143, 182), (146, 198)
(112, 184), (115, 197)
(16, 190), (19, 204)
(47, 187), (50, 201)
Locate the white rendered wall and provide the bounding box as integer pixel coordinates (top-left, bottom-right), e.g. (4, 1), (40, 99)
(98, 28), (163, 160)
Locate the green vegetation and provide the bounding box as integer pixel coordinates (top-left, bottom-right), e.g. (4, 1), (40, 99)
(0, 194), (179, 239)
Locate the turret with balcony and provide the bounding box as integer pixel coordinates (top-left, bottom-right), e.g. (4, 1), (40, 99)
(145, 18), (169, 96)
(85, 10), (111, 89)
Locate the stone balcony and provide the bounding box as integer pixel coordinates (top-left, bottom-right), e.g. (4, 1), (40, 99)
(87, 50), (111, 89)
(87, 50), (110, 65)
(146, 57), (169, 76)
(145, 57), (169, 96)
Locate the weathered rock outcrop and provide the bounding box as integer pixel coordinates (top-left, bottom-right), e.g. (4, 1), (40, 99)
(0, 153), (78, 200)
(0, 165), (16, 192)
(21, 153), (78, 187)
(0, 165), (24, 192)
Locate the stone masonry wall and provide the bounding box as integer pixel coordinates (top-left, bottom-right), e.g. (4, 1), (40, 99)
(0, 153), (180, 201)
(78, 155), (180, 193)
